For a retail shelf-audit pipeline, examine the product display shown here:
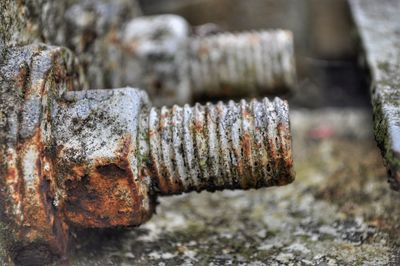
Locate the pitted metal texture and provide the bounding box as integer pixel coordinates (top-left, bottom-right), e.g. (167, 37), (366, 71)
(52, 88), (293, 227)
(0, 38), (294, 264)
(144, 98), (293, 194)
(0, 44), (87, 265)
(0, 73), (294, 264)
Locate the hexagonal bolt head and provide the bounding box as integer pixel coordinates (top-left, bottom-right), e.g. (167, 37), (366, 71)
(0, 44), (294, 264)
(0, 44), (87, 265)
(116, 15), (296, 106)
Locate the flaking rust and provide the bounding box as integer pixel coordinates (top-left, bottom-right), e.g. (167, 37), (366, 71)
(53, 89), (293, 228)
(0, 44), (87, 265)
(0, 44), (294, 265)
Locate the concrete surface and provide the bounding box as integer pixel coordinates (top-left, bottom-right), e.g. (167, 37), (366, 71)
(350, 0), (400, 190)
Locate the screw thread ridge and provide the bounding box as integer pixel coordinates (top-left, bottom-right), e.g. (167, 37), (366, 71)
(188, 30), (296, 96)
(143, 97), (293, 195)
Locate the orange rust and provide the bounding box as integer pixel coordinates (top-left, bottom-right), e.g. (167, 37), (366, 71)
(233, 136), (246, 189)
(118, 134), (133, 158)
(149, 160), (166, 193)
(13, 117), (68, 257)
(158, 163), (174, 194)
(148, 125), (172, 194)
(275, 122), (294, 185)
(249, 34), (261, 45)
(15, 64), (29, 93)
(0, 44), (90, 264)
(149, 148), (168, 193)
(241, 132), (254, 188)
(268, 138), (279, 161)
(277, 123), (293, 167)
(63, 162), (145, 227)
(2, 42), (293, 263)
(198, 44), (209, 58)
(41, 150), (69, 250)
(5, 150), (20, 214)
(61, 135), (151, 228)
(242, 109), (251, 119)
(194, 118), (204, 133)
(5, 167), (17, 185)
(241, 134), (252, 161)
(71, 165), (86, 178)
(124, 40), (141, 54)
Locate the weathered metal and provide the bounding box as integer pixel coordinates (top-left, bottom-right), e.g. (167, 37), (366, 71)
(0, 44), (87, 265)
(188, 30), (295, 99)
(53, 88), (293, 228)
(118, 15), (296, 106)
(0, 0), (143, 92)
(2, 1), (294, 107)
(0, 0), (69, 47)
(349, 0), (400, 190)
(0, 44), (294, 264)
(64, 0), (142, 90)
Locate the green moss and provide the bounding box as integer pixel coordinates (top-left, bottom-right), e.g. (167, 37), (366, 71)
(377, 62), (390, 73)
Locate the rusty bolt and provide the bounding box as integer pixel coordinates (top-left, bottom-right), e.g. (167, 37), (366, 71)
(0, 44), (294, 264)
(0, 44), (87, 265)
(54, 88), (293, 227)
(115, 15), (296, 106)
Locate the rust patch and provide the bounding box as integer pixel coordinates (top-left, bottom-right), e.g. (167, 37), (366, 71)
(61, 136), (151, 228)
(63, 160), (146, 227)
(240, 133), (254, 189)
(0, 44), (87, 264)
(147, 97), (294, 195)
(277, 122), (294, 185)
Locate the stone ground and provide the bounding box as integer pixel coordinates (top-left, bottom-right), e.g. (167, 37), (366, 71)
(69, 107), (400, 266)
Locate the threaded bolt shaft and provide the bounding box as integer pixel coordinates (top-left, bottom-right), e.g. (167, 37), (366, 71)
(188, 30), (296, 98)
(120, 15), (296, 105)
(138, 97), (293, 195)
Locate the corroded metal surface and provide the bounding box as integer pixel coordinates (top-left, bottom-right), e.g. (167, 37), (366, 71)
(119, 15), (296, 106)
(70, 109), (399, 266)
(0, 4), (294, 261)
(1, 75), (293, 264)
(119, 15), (191, 106)
(189, 30), (296, 98)
(145, 98), (293, 194)
(1, 2), (295, 106)
(0, 0), (142, 91)
(64, 0), (142, 90)
(0, 44), (87, 265)
(53, 88), (293, 228)
(350, 0), (400, 190)
(53, 89), (155, 229)
(0, 0), (69, 47)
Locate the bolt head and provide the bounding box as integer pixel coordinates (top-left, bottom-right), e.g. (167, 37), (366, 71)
(0, 44), (86, 263)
